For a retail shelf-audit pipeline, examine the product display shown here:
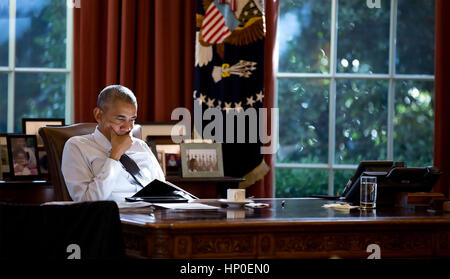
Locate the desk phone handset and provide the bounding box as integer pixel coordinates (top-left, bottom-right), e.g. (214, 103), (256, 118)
(340, 161), (441, 206)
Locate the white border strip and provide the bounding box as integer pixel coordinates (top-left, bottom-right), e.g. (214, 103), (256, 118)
(7, 0), (16, 132)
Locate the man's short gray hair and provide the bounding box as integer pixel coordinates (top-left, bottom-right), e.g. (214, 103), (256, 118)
(97, 85), (137, 110)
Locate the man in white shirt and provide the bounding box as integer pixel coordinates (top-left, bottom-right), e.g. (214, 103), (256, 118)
(61, 85), (165, 202)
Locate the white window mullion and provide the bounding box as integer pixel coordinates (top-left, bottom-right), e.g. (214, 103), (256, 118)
(327, 0), (338, 195)
(65, 4), (74, 124)
(393, 74), (434, 81)
(387, 0), (398, 161)
(277, 73), (434, 81)
(7, 0), (16, 133)
(14, 68), (69, 73)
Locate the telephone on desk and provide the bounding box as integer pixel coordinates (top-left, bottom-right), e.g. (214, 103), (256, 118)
(339, 161), (442, 207)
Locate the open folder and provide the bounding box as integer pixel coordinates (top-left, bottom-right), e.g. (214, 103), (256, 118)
(125, 179), (198, 203)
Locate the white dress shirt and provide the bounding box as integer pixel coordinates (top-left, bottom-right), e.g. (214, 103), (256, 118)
(61, 127), (165, 202)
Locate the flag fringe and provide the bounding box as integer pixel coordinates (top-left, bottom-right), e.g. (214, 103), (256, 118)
(196, 14), (204, 28)
(202, 0), (214, 12)
(239, 159), (270, 189)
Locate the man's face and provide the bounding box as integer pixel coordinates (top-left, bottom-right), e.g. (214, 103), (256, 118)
(94, 99), (137, 141)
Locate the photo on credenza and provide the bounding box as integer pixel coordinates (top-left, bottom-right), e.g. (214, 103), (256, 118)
(156, 144), (181, 176)
(0, 134), (10, 176)
(180, 143), (224, 178)
(22, 118), (64, 179)
(165, 153), (181, 176)
(156, 150), (166, 176)
(0, 144), (3, 180)
(22, 118), (65, 147)
(6, 134), (41, 179)
(139, 121), (188, 147)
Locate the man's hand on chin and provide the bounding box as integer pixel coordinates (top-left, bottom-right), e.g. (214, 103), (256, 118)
(109, 128), (133, 161)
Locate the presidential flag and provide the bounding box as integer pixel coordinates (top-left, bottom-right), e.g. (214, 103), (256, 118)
(194, 0), (269, 188)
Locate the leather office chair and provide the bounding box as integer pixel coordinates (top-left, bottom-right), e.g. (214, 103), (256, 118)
(0, 201), (125, 259)
(39, 123), (142, 201)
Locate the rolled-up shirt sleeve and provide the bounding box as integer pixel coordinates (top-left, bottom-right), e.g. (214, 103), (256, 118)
(61, 139), (122, 201)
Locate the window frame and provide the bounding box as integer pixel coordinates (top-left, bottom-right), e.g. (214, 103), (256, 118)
(274, 0), (435, 196)
(0, 0), (73, 133)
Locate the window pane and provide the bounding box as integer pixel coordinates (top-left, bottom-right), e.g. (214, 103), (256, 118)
(275, 168), (328, 197)
(337, 0), (390, 74)
(277, 78), (329, 164)
(14, 73), (65, 132)
(334, 169), (355, 196)
(394, 80), (433, 166)
(0, 0), (8, 66)
(396, 0), (435, 75)
(15, 0), (66, 68)
(0, 73), (6, 132)
(335, 79), (388, 164)
(277, 0), (331, 73)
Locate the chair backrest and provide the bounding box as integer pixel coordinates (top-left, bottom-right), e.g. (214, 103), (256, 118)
(0, 201), (125, 259)
(39, 123), (142, 201)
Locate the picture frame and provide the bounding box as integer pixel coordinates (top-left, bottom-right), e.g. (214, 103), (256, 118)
(138, 121), (187, 146)
(156, 150), (166, 176)
(0, 133), (10, 176)
(0, 143), (3, 180)
(22, 118), (64, 179)
(165, 153), (182, 176)
(156, 144), (181, 176)
(180, 143), (224, 178)
(22, 118), (65, 147)
(6, 134), (41, 180)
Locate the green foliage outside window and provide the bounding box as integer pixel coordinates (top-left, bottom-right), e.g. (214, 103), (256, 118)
(0, 0), (67, 132)
(276, 0), (435, 197)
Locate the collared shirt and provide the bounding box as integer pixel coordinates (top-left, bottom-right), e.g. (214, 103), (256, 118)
(61, 127), (165, 202)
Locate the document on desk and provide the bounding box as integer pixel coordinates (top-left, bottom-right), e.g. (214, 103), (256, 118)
(116, 201), (154, 213)
(153, 203), (220, 210)
(116, 201), (153, 209)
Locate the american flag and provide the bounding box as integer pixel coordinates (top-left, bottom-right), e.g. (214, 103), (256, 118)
(201, 3), (232, 44)
(195, 0), (268, 189)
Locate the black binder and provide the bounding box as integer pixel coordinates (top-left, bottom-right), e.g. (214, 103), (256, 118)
(125, 179), (198, 203)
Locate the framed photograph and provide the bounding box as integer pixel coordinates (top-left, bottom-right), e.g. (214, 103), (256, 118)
(0, 144), (3, 180)
(139, 121), (187, 146)
(156, 150), (166, 176)
(165, 153), (181, 176)
(180, 143), (224, 178)
(6, 134), (41, 179)
(22, 118), (65, 147)
(156, 144), (181, 175)
(0, 133), (10, 176)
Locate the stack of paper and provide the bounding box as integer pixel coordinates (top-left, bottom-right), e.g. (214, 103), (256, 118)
(116, 201), (153, 213)
(152, 203), (219, 210)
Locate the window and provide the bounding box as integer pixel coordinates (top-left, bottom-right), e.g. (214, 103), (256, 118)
(0, 0), (73, 133)
(275, 0), (435, 197)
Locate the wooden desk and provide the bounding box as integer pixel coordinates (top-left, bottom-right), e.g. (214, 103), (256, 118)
(165, 176), (244, 198)
(120, 198), (450, 259)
